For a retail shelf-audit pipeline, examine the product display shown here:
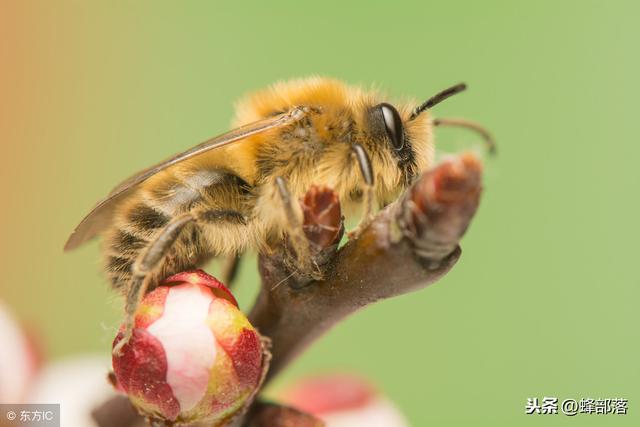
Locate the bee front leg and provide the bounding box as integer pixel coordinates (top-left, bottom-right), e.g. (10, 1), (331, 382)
(274, 176), (323, 281)
(348, 143), (376, 239)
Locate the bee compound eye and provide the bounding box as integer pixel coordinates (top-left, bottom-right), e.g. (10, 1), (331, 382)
(379, 103), (404, 150)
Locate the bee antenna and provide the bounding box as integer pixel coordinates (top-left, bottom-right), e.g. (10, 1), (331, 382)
(410, 83), (467, 119)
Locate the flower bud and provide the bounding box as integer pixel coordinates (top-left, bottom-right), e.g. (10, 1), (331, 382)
(281, 374), (409, 427)
(0, 300), (40, 402)
(112, 270), (264, 425)
(28, 356), (115, 427)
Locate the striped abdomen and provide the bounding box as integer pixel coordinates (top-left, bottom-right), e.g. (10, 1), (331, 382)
(102, 168), (254, 292)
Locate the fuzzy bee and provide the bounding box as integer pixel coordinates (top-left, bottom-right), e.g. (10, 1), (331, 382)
(64, 77), (493, 353)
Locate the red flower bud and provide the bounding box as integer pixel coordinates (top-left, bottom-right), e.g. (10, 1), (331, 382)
(111, 270), (264, 425)
(282, 374), (409, 427)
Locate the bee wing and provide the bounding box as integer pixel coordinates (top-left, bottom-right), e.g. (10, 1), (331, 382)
(64, 108), (307, 251)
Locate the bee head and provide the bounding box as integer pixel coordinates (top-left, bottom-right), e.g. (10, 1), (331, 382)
(365, 83), (468, 188)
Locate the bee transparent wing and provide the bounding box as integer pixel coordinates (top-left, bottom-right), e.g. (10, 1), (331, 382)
(64, 108), (307, 251)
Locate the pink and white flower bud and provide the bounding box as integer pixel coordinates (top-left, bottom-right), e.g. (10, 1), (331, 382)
(282, 374), (409, 427)
(112, 270), (264, 426)
(27, 356), (114, 427)
(0, 300), (40, 402)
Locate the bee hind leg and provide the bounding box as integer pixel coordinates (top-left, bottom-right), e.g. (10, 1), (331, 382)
(113, 209), (246, 354)
(112, 212), (197, 356)
(112, 208), (248, 355)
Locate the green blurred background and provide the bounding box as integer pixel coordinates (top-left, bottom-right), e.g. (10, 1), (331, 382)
(2, 1), (638, 425)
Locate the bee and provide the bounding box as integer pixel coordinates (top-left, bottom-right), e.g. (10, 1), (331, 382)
(64, 77), (494, 353)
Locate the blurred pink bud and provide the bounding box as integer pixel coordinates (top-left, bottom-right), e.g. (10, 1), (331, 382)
(112, 270), (264, 425)
(0, 300), (40, 402)
(27, 356), (115, 427)
(281, 374), (409, 427)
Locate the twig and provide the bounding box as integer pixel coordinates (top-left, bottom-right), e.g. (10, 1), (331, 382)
(249, 153), (483, 382)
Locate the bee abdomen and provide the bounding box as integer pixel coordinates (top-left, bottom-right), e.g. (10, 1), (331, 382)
(103, 169), (253, 291)
(105, 252), (136, 291)
(104, 227), (150, 291)
(104, 201), (208, 291)
(111, 229), (147, 254)
(127, 203), (171, 234)
(105, 224), (207, 292)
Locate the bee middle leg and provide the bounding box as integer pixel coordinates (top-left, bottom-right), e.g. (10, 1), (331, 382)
(274, 176), (323, 280)
(220, 253), (242, 286)
(112, 208), (247, 356)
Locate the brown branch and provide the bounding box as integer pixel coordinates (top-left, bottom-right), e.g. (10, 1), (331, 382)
(92, 395), (146, 427)
(92, 396), (325, 427)
(249, 153), (483, 383)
